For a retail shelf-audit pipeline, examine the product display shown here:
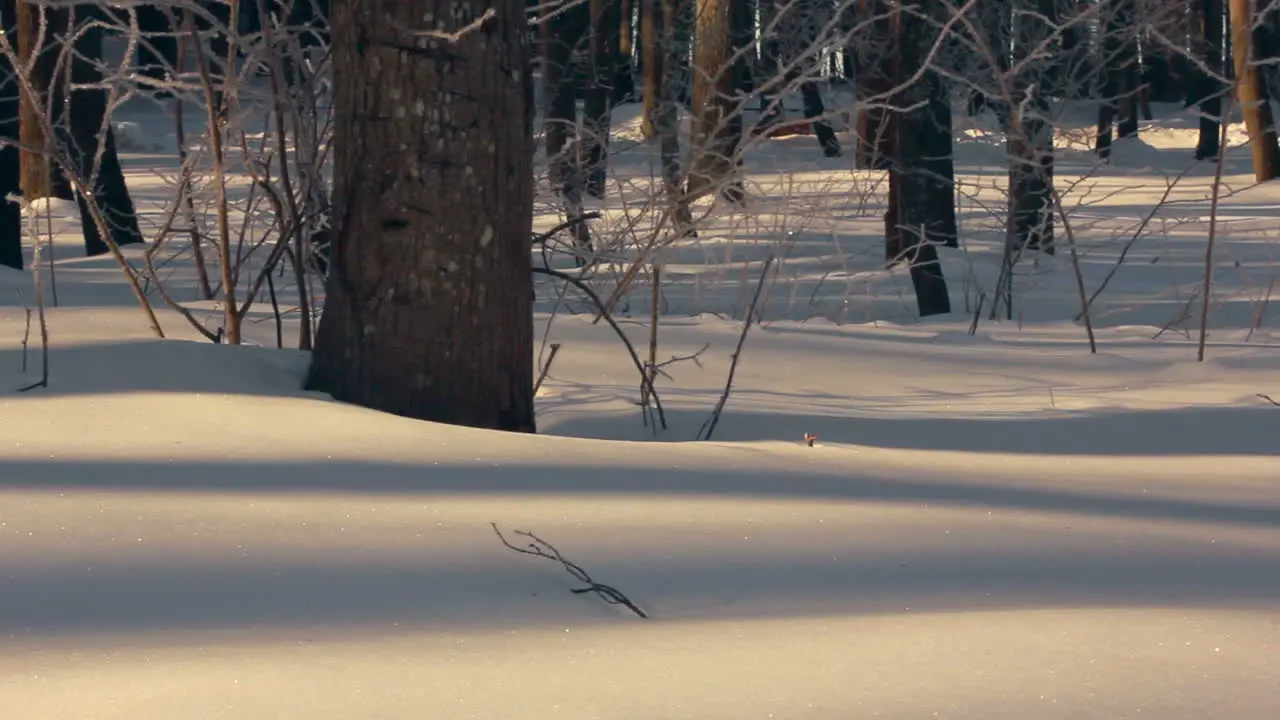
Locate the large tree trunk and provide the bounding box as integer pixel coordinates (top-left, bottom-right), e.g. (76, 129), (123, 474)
(307, 0), (536, 432)
(688, 0), (748, 201)
(0, 0), (21, 270)
(1229, 0), (1280, 180)
(1192, 0), (1225, 159)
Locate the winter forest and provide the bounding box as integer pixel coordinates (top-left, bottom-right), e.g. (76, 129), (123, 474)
(0, 1), (1277, 718)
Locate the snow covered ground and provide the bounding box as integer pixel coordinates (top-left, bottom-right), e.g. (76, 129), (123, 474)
(0, 98), (1277, 718)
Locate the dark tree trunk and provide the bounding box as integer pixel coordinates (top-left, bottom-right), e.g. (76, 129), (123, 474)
(0, 0), (21, 270)
(1193, 0), (1225, 159)
(888, 3), (953, 318)
(1229, 0), (1280, 180)
(688, 0), (748, 201)
(616, 0), (637, 102)
(542, 1), (585, 163)
(855, 0), (894, 168)
(998, 0), (1056, 321)
(658, 0), (693, 233)
(1094, 0), (1140, 156)
(67, 7), (143, 257)
(307, 0), (536, 431)
(755, 0), (784, 131)
(134, 4), (179, 94)
(584, 0), (620, 197)
(800, 82), (842, 157)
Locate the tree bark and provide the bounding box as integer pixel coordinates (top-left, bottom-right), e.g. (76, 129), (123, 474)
(1229, 0), (1280, 180)
(307, 0), (536, 432)
(17, 1), (71, 201)
(640, 0), (662, 137)
(688, 0), (748, 201)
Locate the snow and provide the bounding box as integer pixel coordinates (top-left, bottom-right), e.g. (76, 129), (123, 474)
(0, 97), (1277, 718)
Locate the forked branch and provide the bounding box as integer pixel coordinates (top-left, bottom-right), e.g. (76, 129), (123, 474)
(492, 523), (648, 619)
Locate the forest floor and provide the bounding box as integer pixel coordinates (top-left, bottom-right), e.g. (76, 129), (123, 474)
(0, 98), (1277, 718)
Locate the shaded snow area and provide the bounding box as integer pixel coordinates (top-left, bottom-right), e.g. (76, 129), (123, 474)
(1, 99), (1278, 718)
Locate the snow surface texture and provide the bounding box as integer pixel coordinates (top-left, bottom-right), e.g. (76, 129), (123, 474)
(0, 98), (1277, 719)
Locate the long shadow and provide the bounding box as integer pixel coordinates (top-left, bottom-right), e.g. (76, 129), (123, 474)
(3, 539), (1276, 638)
(551, 404), (1280, 457)
(0, 457), (1274, 529)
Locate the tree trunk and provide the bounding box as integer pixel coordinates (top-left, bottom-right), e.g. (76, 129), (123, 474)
(616, 0), (637, 102)
(688, 0), (748, 201)
(542, 2), (584, 164)
(584, 0), (620, 197)
(755, 0), (784, 131)
(888, 3), (952, 318)
(658, 0), (693, 233)
(1193, 0), (1224, 159)
(307, 0), (536, 432)
(640, 0), (662, 137)
(17, 1), (71, 201)
(992, 0), (1057, 318)
(855, 0), (894, 168)
(0, 0), (21, 270)
(67, 7), (143, 257)
(1229, 0), (1280, 180)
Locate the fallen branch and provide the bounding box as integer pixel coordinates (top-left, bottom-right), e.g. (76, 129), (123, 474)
(492, 523), (647, 619)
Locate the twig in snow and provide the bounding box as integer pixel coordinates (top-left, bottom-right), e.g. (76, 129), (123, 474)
(533, 343), (561, 394)
(698, 256), (775, 441)
(1257, 394), (1280, 407)
(492, 523), (647, 619)
(533, 266), (666, 429)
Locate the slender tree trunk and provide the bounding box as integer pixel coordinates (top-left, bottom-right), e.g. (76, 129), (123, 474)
(1194, 0), (1225, 158)
(0, 0), (21, 269)
(688, 0), (748, 201)
(658, 0), (693, 233)
(1229, 0), (1280, 180)
(755, 0), (784, 131)
(616, 0), (637, 102)
(1003, 0), (1056, 319)
(640, 0), (662, 136)
(584, 0), (620, 197)
(307, 0), (536, 431)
